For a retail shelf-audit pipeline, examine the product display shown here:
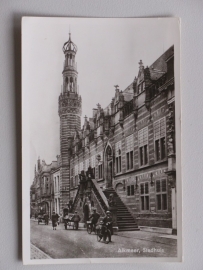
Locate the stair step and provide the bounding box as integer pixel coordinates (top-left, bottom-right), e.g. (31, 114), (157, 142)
(118, 224), (139, 228)
(118, 222), (137, 225)
(118, 228), (140, 231)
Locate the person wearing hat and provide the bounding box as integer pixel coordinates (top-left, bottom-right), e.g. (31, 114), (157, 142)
(72, 211), (81, 230)
(89, 208), (100, 232)
(51, 211), (59, 230)
(103, 211), (113, 242)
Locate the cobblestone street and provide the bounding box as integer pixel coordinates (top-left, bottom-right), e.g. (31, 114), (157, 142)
(30, 220), (177, 259)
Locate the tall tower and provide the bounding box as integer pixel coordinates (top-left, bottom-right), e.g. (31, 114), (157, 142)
(58, 33), (82, 212)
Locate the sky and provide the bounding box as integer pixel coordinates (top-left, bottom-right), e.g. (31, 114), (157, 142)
(22, 17), (179, 183)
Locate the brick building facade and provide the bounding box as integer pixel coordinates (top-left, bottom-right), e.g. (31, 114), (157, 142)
(31, 34), (176, 232)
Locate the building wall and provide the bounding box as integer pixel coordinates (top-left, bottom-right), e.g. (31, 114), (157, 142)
(69, 47), (175, 229)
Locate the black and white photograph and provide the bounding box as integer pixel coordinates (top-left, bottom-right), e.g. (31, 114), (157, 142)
(22, 17), (181, 264)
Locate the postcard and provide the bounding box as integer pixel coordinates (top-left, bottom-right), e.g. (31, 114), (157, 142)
(22, 17), (181, 264)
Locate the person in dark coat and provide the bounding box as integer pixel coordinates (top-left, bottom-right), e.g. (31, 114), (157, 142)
(89, 209), (100, 231)
(72, 211), (81, 230)
(44, 213), (49, 225)
(103, 211), (113, 242)
(51, 211), (59, 230)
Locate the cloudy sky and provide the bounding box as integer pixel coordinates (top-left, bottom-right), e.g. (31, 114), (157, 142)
(22, 17), (179, 183)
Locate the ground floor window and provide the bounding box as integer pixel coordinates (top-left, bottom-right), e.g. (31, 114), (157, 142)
(140, 182), (149, 211)
(126, 151), (133, 170)
(156, 179), (167, 210)
(127, 184), (135, 196)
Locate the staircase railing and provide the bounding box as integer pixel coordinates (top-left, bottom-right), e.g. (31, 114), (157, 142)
(91, 179), (109, 212)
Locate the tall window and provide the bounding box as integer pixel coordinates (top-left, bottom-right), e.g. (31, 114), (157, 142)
(115, 141), (122, 173)
(154, 117), (166, 161)
(57, 176), (59, 192)
(97, 152), (103, 179)
(70, 169), (73, 188)
(85, 159), (89, 173)
(98, 164), (103, 179)
(54, 177), (56, 192)
(138, 127), (148, 166)
(156, 179), (167, 210)
(127, 185), (135, 196)
(140, 182), (149, 211)
(91, 155), (95, 178)
(126, 134), (134, 170)
(75, 164), (79, 186)
(79, 162), (83, 174)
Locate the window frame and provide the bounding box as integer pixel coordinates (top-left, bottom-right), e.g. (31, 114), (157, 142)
(154, 117), (167, 162)
(98, 163), (103, 180)
(125, 135), (134, 171)
(115, 141), (122, 174)
(138, 127), (149, 167)
(127, 184), (135, 197)
(155, 178), (168, 212)
(140, 182), (150, 212)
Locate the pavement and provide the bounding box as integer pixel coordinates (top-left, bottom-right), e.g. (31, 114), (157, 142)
(30, 219), (177, 259)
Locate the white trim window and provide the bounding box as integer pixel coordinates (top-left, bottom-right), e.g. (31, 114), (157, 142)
(138, 127), (148, 166)
(154, 117), (166, 161)
(126, 134), (134, 170)
(115, 140), (122, 173)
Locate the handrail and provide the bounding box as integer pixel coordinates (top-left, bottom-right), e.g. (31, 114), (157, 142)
(92, 179), (109, 210)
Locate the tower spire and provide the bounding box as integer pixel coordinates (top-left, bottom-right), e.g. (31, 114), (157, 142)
(69, 25), (71, 40)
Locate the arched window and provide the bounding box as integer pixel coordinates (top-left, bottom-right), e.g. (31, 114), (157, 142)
(70, 77), (73, 91)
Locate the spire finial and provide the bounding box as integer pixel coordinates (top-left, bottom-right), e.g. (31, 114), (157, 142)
(69, 25), (71, 40)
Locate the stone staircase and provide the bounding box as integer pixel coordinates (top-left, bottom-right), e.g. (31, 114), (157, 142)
(103, 187), (139, 231)
(71, 181), (139, 231)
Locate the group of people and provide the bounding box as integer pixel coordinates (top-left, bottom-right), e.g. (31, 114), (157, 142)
(35, 207), (113, 243)
(89, 209), (113, 243)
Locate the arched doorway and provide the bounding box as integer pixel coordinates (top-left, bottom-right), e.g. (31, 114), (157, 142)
(104, 144), (113, 188)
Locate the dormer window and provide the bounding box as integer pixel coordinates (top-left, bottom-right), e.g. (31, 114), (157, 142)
(138, 81), (145, 94)
(115, 103), (119, 113)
